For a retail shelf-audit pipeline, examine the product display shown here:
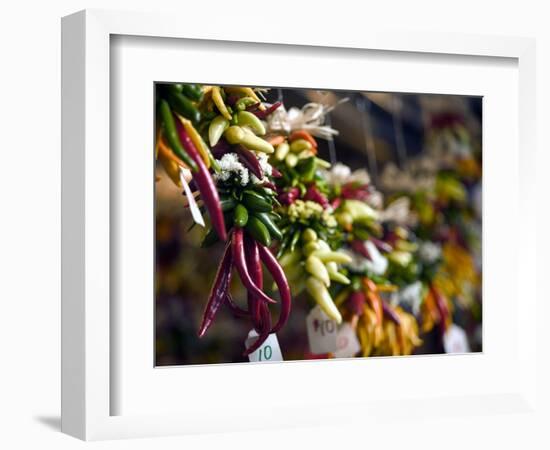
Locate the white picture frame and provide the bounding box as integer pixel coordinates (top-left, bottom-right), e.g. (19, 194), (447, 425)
(61, 9), (538, 441)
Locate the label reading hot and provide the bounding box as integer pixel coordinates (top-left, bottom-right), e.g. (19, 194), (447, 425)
(306, 305), (338, 354)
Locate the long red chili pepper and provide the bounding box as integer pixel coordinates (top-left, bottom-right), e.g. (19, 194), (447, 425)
(231, 228), (277, 305)
(243, 302), (272, 356)
(175, 116), (227, 241)
(198, 243), (233, 337)
(348, 290), (366, 316)
(252, 101), (282, 119)
(258, 244), (292, 334)
(430, 284), (449, 334)
(351, 240), (371, 260)
(243, 235), (264, 332)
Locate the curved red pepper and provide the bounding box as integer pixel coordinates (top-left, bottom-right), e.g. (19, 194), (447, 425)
(198, 242), (232, 337)
(175, 116), (227, 241)
(258, 244), (292, 334)
(382, 301), (401, 325)
(231, 228), (277, 305)
(224, 292), (250, 318)
(243, 235), (264, 332)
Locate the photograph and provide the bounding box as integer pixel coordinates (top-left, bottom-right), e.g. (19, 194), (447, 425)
(154, 83), (482, 366)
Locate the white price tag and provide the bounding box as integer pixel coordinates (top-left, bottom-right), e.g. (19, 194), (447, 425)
(306, 306), (338, 354)
(443, 324), (470, 354)
(333, 323), (361, 358)
(245, 330), (283, 363)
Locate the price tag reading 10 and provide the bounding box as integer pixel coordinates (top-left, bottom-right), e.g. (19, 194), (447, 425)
(245, 330), (283, 363)
(306, 305), (338, 354)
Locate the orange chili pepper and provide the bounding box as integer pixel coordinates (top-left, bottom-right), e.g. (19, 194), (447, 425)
(266, 135), (286, 146)
(157, 137), (187, 169)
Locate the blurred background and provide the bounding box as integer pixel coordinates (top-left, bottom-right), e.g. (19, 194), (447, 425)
(155, 87), (482, 366)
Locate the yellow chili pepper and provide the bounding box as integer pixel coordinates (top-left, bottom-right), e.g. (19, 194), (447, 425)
(177, 115), (212, 169)
(306, 276), (342, 324)
(211, 86), (232, 120)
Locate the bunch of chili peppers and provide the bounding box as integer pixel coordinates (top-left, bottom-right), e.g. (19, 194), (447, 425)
(155, 84), (291, 355)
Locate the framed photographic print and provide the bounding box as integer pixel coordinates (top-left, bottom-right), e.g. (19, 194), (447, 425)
(61, 9), (538, 441)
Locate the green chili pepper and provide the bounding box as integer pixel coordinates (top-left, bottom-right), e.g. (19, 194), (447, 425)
(242, 191), (272, 212)
(224, 126), (274, 154)
(235, 96), (257, 111)
(234, 204), (249, 228)
(298, 157), (316, 182)
(157, 99), (198, 171)
(220, 197), (238, 212)
(289, 229), (301, 252)
(253, 212), (283, 241)
(208, 115), (230, 147)
(245, 216), (272, 247)
(166, 86), (201, 124)
(180, 84), (203, 101)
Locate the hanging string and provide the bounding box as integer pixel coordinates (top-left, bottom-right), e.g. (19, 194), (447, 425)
(356, 94), (379, 186)
(392, 95), (408, 169)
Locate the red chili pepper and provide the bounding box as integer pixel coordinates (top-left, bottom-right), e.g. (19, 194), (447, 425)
(176, 117), (227, 241)
(243, 302), (272, 356)
(244, 235), (264, 332)
(278, 187), (300, 205)
(330, 197), (342, 210)
(231, 228), (277, 305)
(198, 242), (233, 337)
(289, 130), (318, 149)
(258, 244), (292, 334)
(211, 139), (232, 158)
(261, 180), (277, 191)
(382, 301), (401, 325)
(235, 144), (263, 180)
(253, 101), (282, 119)
(304, 186), (329, 208)
(271, 167), (282, 178)
(369, 237), (392, 253)
(351, 240), (371, 260)
(347, 290), (366, 316)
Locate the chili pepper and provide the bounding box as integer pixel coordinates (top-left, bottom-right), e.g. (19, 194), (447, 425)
(271, 166), (282, 178)
(158, 100), (198, 171)
(304, 186), (329, 208)
(237, 110), (266, 135)
(253, 101), (281, 119)
(306, 277), (342, 324)
(253, 212), (283, 241)
(220, 197), (237, 212)
(310, 250), (352, 264)
(289, 130), (318, 149)
(331, 197), (342, 210)
(157, 136), (186, 168)
(382, 301), (401, 325)
(211, 86), (232, 120)
(289, 139), (312, 153)
(370, 237), (393, 253)
(278, 187), (300, 205)
(326, 262), (351, 285)
(234, 204), (249, 228)
(274, 142), (290, 161)
(244, 234), (264, 332)
(289, 229), (301, 252)
(208, 115), (230, 147)
(235, 96), (258, 111)
(305, 255), (330, 287)
(258, 244), (291, 333)
(180, 83), (203, 101)
(285, 153), (298, 168)
(267, 135), (286, 146)
(177, 115), (212, 168)
(211, 139), (232, 158)
(243, 301), (271, 356)
(302, 228), (318, 242)
(235, 145), (263, 180)
(176, 119), (227, 240)
(242, 191), (272, 212)
(165, 85), (201, 124)
(348, 290), (366, 316)
(224, 126), (274, 154)
(158, 151), (182, 187)
(430, 284), (449, 334)
(245, 215), (272, 247)
(298, 157), (316, 182)
(364, 278), (383, 325)
(231, 228), (276, 304)
(198, 242), (232, 337)
(261, 180), (277, 191)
